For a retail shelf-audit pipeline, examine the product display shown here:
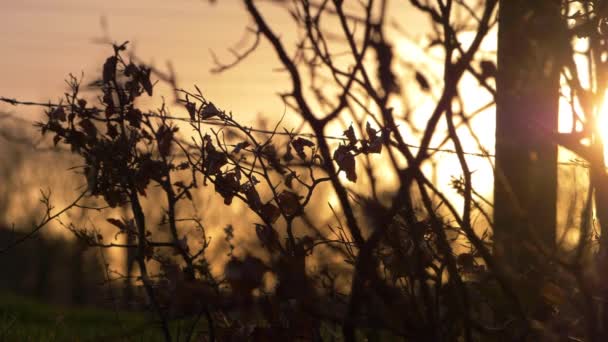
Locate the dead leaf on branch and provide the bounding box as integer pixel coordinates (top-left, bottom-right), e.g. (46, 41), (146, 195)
(291, 137), (315, 160)
(203, 137), (228, 176)
(363, 121), (382, 154)
(201, 102), (220, 119)
(243, 182), (262, 210)
(278, 191), (302, 216)
(343, 124), (357, 146)
(214, 172), (240, 205)
(285, 172), (296, 188)
(333, 145), (357, 182)
(102, 56), (117, 84)
(283, 144), (294, 162)
(156, 125), (178, 158)
(260, 202), (281, 223)
(185, 102), (197, 121)
(138, 66), (153, 96)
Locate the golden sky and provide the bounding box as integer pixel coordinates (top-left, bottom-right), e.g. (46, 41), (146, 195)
(0, 0), (594, 252)
(0, 1), (430, 118)
(1, 0), (288, 119)
(0, 0), (493, 221)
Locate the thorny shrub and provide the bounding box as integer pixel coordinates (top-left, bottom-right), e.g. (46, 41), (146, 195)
(35, 43), (507, 341)
(35, 43), (399, 339)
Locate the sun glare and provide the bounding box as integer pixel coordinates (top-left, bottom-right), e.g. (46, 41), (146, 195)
(598, 93), (608, 165)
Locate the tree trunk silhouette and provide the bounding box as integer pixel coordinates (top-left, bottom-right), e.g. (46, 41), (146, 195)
(494, 1), (563, 286)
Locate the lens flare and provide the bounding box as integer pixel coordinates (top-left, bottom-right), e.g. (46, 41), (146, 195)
(598, 93), (608, 165)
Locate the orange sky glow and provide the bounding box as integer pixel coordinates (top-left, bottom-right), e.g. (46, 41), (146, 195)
(0, 0), (598, 251)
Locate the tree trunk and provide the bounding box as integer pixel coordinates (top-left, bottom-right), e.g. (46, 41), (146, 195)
(494, 1), (562, 280)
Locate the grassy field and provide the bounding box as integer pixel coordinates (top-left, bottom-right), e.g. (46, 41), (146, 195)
(0, 292), (204, 341)
(0, 292), (404, 341)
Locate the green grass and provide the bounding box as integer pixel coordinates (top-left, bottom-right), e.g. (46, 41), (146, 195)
(0, 292), (406, 341)
(0, 292), (203, 341)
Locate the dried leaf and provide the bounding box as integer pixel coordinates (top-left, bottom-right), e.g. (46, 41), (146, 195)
(343, 124), (357, 145)
(285, 172), (296, 188)
(365, 122), (382, 154)
(291, 137), (315, 160)
(156, 125), (174, 158)
(214, 172), (239, 205)
(283, 144), (294, 162)
(186, 102), (197, 121)
(260, 202), (281, 223)
(278, 191), (301, 216)
(204, 146), (228, 176)
(243, 183), (262, 210)
(139, 66), (153, 96)
(333, 145), (357, 182)
(102, 56), (117, 84)
(201, 102), (219, 119)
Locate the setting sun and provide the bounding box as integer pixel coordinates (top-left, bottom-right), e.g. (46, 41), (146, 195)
(598, 92), (608, 164)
